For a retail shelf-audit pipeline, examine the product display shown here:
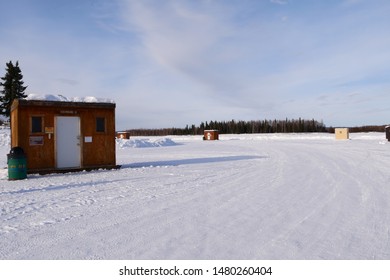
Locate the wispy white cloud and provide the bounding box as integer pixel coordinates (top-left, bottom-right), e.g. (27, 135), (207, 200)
(119, 1), (232, 77)
(112, 0), (390, 127)
(270, 0), (289, 5)
(340, 0), (363, 8)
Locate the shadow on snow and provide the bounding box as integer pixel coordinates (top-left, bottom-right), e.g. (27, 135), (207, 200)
(122, 155), (266, 169)
(1, 155), (266, 195)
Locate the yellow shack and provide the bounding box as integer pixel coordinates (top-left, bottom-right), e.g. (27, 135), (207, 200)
(335, 128), (349, 140)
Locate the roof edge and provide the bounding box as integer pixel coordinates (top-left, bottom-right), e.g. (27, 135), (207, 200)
(12, 99), (116, 109)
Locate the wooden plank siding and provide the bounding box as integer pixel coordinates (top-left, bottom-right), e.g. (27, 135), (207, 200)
(10, 99), (116, 173)
(203, 130), (219, 140)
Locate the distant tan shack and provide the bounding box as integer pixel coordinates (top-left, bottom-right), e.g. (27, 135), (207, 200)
(335, 128), (349, 140)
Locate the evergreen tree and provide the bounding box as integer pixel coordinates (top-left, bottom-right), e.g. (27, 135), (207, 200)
(0, 61), (28, 118)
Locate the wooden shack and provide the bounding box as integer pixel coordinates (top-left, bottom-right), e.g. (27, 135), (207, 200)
(10, 99), (116, 174)
(386, 126), (390, 142)
(203, 130), (219, 140)
(335, 128), (349, 140)
(116, 131), (130, 139)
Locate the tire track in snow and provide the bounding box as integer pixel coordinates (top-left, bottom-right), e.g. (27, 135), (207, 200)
(262, 141), (390, 259)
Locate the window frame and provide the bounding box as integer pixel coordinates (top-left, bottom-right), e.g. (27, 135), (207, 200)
(96, 117), (106, 133)
(30, 115), (44, 134)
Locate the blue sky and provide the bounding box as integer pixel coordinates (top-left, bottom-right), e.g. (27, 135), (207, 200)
(1, 0), (390, 129)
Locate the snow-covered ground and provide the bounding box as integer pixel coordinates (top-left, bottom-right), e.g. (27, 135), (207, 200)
(1, 128), (390, 259)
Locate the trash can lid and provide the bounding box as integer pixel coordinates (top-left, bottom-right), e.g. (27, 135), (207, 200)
(9, 146), (25, 155)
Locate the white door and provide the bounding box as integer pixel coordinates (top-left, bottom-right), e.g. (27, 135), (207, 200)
(55, 116), (81, 168)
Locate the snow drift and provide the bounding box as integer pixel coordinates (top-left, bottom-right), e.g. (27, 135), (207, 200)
(24, 93), (115, 103)
(116, 137), (179, 148)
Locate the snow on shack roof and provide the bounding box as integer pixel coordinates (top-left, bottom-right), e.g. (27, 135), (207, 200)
(24, 93), (115, 104)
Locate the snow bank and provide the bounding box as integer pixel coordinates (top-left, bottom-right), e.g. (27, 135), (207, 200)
(219, 133), (334, 141)
(217, 132), (386, 142)
(0, 127), (10, 147)
(25, 93), (115, 104)
(116, 137), (178, 148)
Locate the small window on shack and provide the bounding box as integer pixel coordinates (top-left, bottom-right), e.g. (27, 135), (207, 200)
(31, 116), (43, 133)
(96, 117), (105, 132)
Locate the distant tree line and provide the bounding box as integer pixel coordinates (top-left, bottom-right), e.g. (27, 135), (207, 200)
(200, 118), (328, 134)
(125, 118), (329, 136)
(335, 125), (388, 133)
(125, 127), (193, 136)
(124, 119), (390, 136)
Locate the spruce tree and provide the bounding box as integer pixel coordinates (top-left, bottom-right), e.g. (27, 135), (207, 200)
(0, 61), (28, 118)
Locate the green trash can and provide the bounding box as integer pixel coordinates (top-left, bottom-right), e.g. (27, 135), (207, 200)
(7, 147), (27, 180)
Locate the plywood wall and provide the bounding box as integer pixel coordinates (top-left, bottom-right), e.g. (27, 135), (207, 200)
(11, 99), (116, 173)
(335, 128), (349, 140)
